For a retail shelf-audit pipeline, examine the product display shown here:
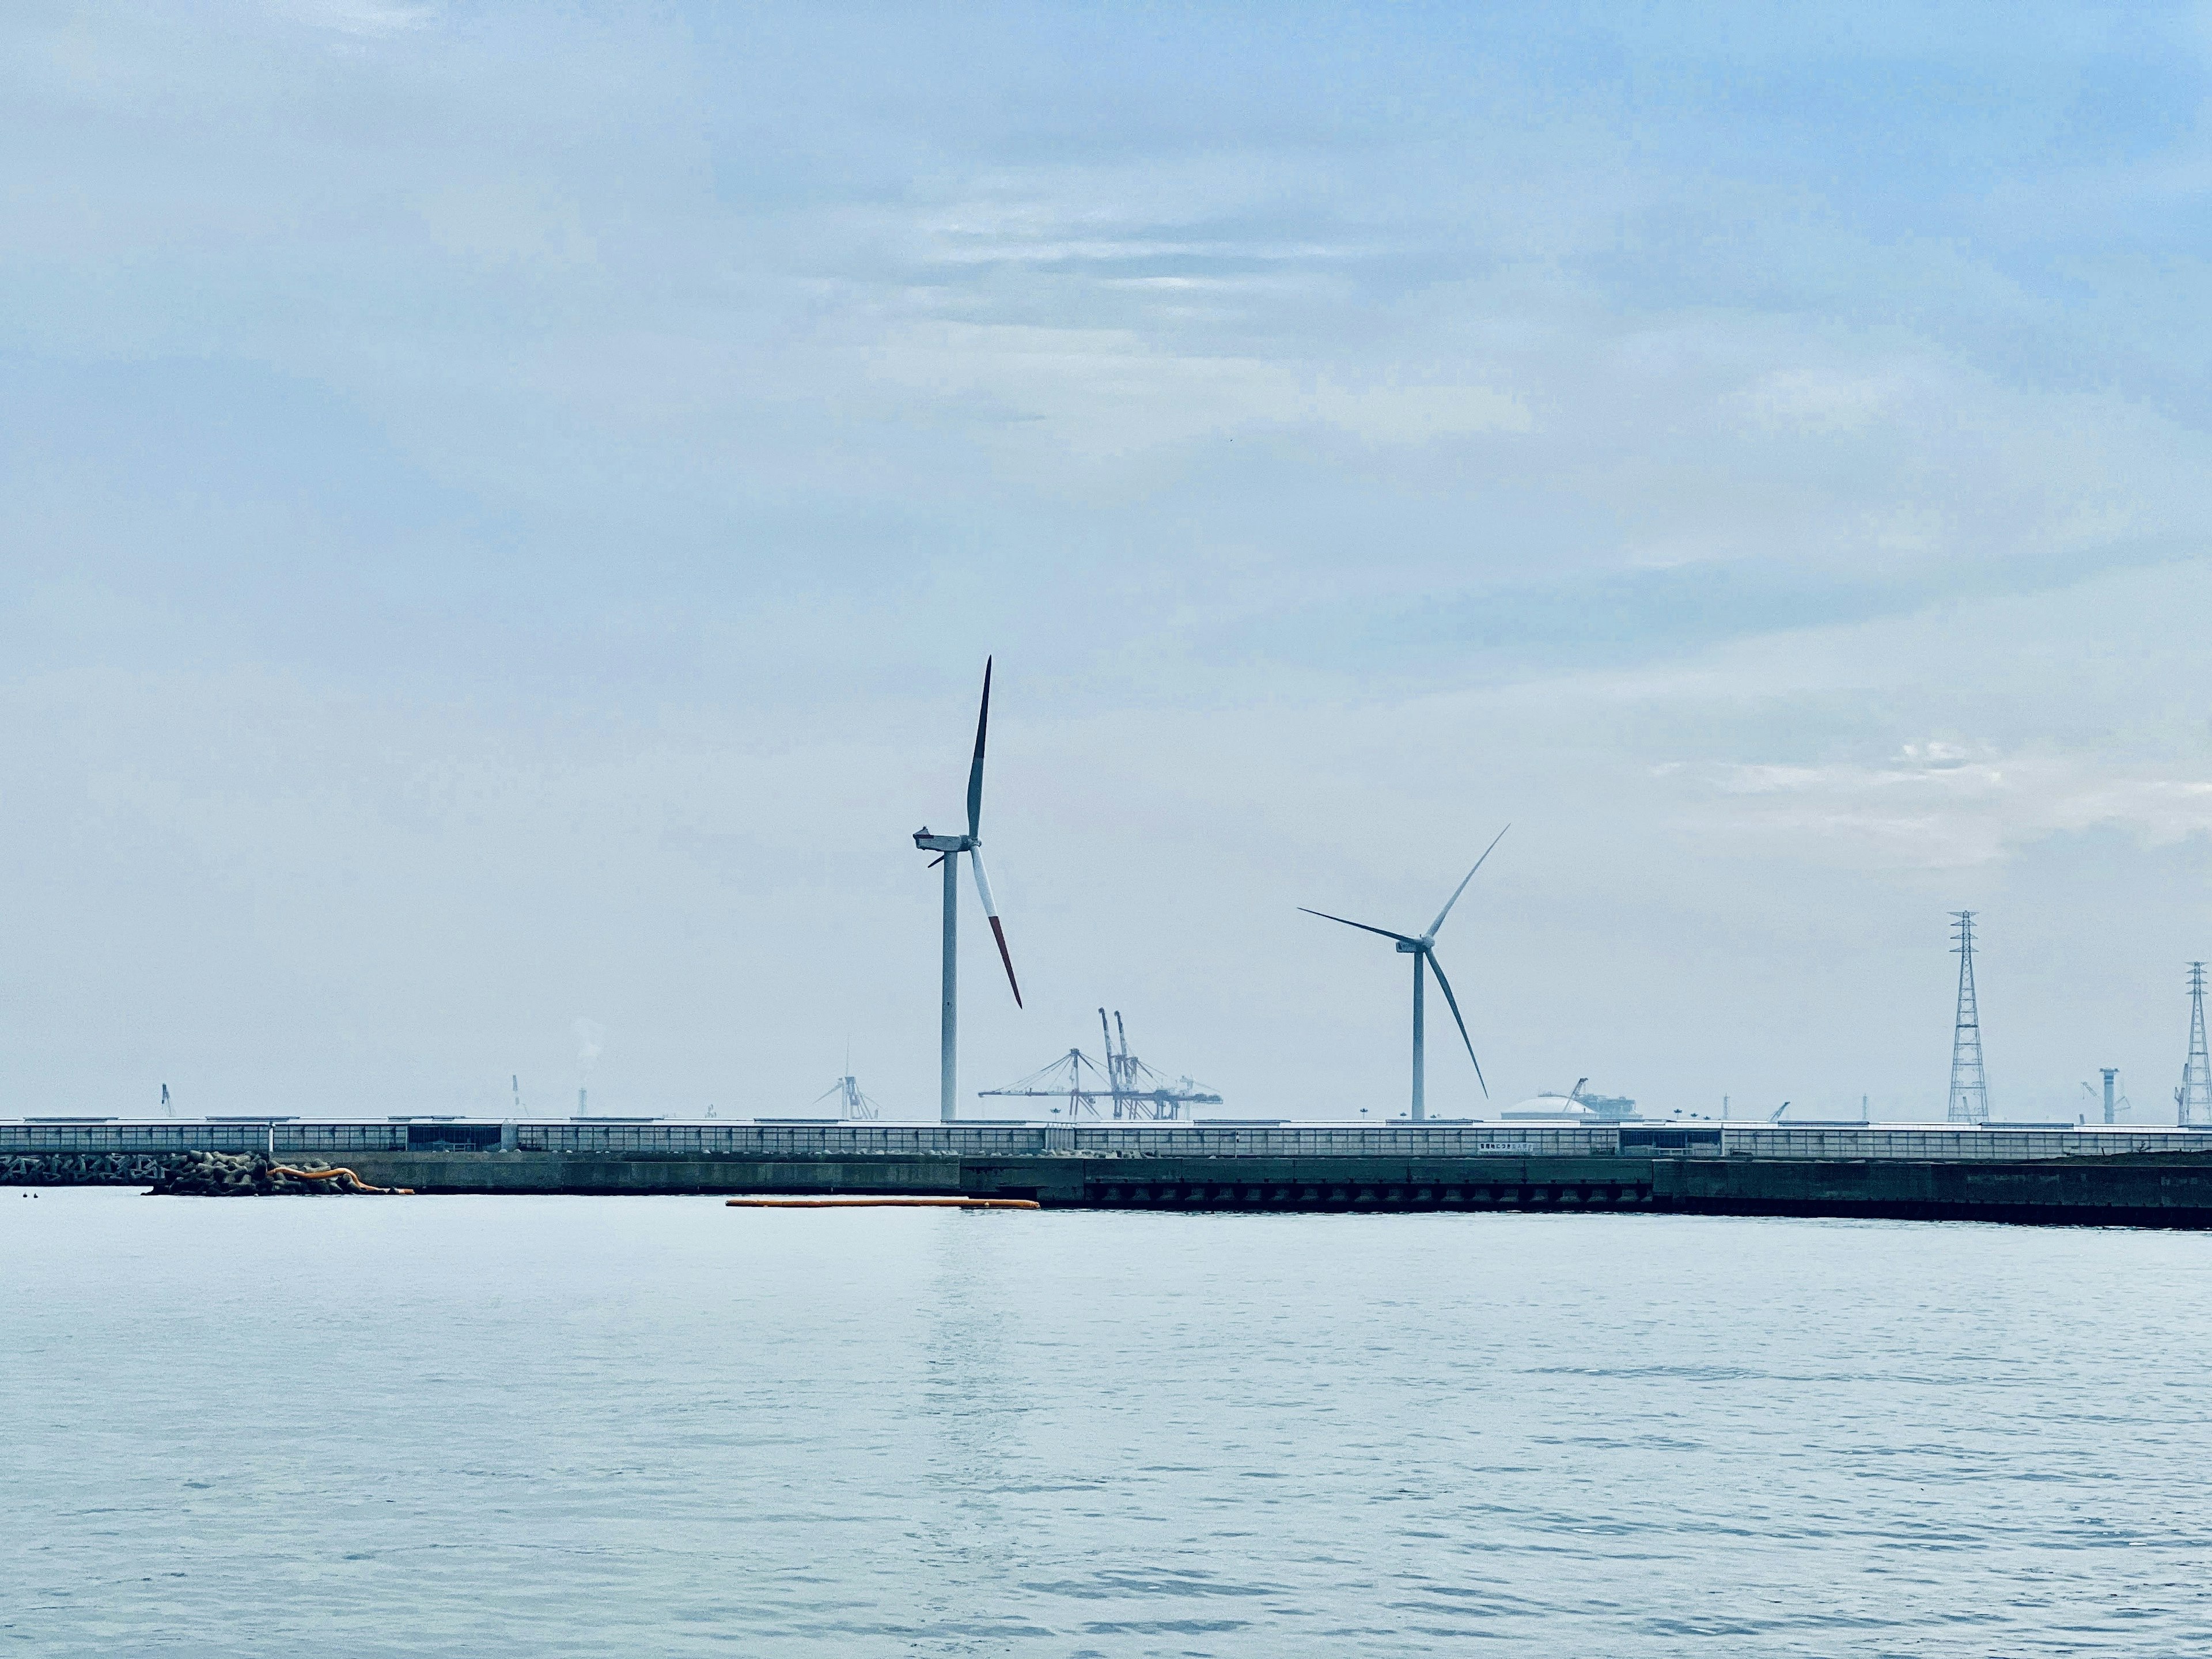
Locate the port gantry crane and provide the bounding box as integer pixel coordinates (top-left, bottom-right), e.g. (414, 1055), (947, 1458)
(979, 1010), (1224, 1120)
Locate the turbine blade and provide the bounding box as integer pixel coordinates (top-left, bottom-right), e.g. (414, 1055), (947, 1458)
(1427, 823), (1510, 938)
(966, 657), (992, 840)
(987, 916), (1022, 1007)
(1297, 907), (1419, 945)
(1425, 949), (1487, 1097)
(970, 849), (1022, 1006)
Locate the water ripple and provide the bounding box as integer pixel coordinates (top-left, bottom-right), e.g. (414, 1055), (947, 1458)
(6, 1193), (2211, 1656)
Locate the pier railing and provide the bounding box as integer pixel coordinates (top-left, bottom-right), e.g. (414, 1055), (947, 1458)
(1714, 1125), (2212, 1160)
(516, 1122), (1619, 1158)
(6, 1120), (2211, 1161)
(0, 1122), (410, 1154)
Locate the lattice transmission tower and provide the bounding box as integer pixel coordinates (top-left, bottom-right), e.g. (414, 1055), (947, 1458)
(2179, 962), (2211, 1128)
(1947, 910), (1990, 1123)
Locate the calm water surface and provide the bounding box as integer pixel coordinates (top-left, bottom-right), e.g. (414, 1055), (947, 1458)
(4, 1190), (2209, 1656)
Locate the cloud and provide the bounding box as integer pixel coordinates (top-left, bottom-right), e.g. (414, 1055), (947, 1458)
(847, 322), (1532, 456)
(1301, 376), (1534, 444)
(1699, 750), (2212, 869)
(266, 0), (434, 39)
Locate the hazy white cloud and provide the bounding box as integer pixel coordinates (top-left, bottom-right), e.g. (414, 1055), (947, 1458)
(846, 323), (1532, 457)
(266, 0), (434, 39)
(1702, 751), (2212, 870)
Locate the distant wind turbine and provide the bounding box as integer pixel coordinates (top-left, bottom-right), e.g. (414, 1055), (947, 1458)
(913, 658), (1024, 1122)
(1301, 825), (1508, 1122)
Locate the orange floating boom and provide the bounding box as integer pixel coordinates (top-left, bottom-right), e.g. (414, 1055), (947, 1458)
(725, 1196), (1039, 1210)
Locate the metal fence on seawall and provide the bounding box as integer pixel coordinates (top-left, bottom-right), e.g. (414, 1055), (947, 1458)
(1626, 1124), (2212, 1160)
(515, 1122), (2212, 1161)
(1, 1122), (416, 1155)
(7, 1120), (2212, 1161)
(519, 1122), (1616, 1158)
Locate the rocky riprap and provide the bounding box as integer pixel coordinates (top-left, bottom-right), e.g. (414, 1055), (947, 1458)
(145, 1152), (410, 1196)
(3, 1152), (170, 1187)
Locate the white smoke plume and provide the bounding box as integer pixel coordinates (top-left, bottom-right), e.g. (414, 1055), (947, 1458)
(573, 1018), (605, 1072)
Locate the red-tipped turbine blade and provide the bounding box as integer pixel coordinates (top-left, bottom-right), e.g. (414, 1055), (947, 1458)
(969, 848), (1022, 1006)
(987, 914), (1023, 1008)
(966, 657), (992, 840)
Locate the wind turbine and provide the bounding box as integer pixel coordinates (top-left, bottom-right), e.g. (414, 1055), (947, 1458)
(1301, 826), (1508, 1122)
(913, 658), (1023, 1122)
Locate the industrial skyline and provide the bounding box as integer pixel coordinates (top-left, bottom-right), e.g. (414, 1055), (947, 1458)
(9, 13), (2211, 1658)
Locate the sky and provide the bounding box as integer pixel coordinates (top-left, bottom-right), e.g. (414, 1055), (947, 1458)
(3, 1), (2210, 1124)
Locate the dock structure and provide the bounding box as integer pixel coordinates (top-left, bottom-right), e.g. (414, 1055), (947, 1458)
(11, 1120), (2212, 1226)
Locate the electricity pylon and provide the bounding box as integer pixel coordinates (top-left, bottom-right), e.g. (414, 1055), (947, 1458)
(1947, 911), (1989, 1123)
(2179, 963), (2211, 1128)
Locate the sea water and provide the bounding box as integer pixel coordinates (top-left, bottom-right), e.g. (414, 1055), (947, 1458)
(4, 1189), (2208, 1656)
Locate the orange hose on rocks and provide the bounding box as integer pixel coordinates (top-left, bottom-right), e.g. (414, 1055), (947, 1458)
(268, 1164), (414, 1195)
(725, 1196), (1038, 1210)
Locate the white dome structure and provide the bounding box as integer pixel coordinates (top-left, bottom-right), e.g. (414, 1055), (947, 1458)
(1501, 1093), (1596, 1121)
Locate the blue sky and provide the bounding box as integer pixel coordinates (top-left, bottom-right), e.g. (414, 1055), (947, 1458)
(3, 1), (2210, 1121)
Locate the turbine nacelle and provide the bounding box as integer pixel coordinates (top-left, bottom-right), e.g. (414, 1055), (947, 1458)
(914, 830), (972, 854)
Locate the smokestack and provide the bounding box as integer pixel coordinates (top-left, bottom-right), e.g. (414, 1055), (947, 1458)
(578, 1086), (588, 1115)
(2102, 1068), (2118, 1126)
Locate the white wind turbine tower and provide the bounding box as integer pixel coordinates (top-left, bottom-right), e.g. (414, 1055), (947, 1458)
(912, 658), (1024, 1122)
(1302, 826), (1509, 1122)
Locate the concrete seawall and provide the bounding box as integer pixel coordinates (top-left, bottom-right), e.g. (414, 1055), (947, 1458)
(14, 1132), (2212, 1225)
(303, 1149), (2212, 1226)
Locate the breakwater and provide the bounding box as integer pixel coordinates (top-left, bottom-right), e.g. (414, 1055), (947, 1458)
(9, 1121), (2212, 1225)
(4, 1149), (406, 1194)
